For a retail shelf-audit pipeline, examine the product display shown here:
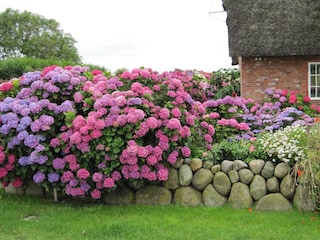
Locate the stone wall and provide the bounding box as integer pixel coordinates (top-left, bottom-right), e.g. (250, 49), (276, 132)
(1, 159), (315, 211)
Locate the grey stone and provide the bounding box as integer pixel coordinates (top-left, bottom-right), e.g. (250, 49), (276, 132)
(203, 161), (214, 170)
(255, 193), (292, 211)
(213, 172), (231, 196)
(228, 169), (239, 184)
(179, 164), (193, 186)
(221, 160), (234, 173)
(172, 158), (184, 169)
(192, 169), (214, 191)
(136, 185), (172, 205)
(261, 161), (275, 179)
(266, 176), (280, 193)
(249, 159), (265, 174)
(250, 175), (267, 200)
(190, 158), (203, 172)
(174, 187), (203, 206)
(293, 184), (315, 211)
(184, 158), (191, 164)
(127, 179), (146, 190)
(233, 160), (248, 171)
(104, 185), (135, 205)
(274, 163), (291, 179)
(162, 168), (180, 190)
(228, 182), (253, 209)
(238, 169), (254, 184)
(203, 184), (227, 207)
(211, 164), (221, 174)
(280, 175), (296, 199)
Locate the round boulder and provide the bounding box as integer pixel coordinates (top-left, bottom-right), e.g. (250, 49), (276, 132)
(274, 163), (291, 179)
(192, 168), (214, 191)
(203, 184), (227, 207)
(255, 193), (292, 211)
(174, 187), (203, 206)
(250, 175), (267, 200)
(213, 171), (231, 196)
(228, 182), (253, 209)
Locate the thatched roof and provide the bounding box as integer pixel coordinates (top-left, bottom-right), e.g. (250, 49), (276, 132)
(223, 0), (320, 64)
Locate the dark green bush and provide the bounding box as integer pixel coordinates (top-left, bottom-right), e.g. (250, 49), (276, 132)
(0, 57), (108, 80)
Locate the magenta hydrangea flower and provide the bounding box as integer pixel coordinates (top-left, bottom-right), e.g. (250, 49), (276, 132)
(157, 168), (169, 181)
(181, 146), (191, 157)
(76, 169), (90, 179)
(166, 118), (181, 129)
(171, 108), (181, 118)
(92, 172), (103, 182)
(103, 177), (115, 188)
(90, 189), (101, 199)
(145, 117), (158, 129)
(159, 108), (170, 119)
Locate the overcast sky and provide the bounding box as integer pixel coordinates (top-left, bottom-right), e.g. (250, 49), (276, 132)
(0, 0), (232, 73)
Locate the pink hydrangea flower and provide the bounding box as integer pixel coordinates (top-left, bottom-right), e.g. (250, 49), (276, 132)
(76, 169), (90, 179)
(181, 146), (191, 157)
(73, 92), (84, 103)
(137, 146), (149, 158)
(157, 168), (169, 181)
(171, 108), (181, 118)
(166, 118), (181, 129)
(111, 171), (121, 181)
(145, 117), (158, 129)
(103, 177), (115, 188)
(50, 138), (61, 148)
(72, 116), (86, 130)
(146, 155), (158, 166)
(159, 108), (170, 119)
(90, 189), (101, 199)
(204, 134), (213, 143)
(92, 172), (103, 182)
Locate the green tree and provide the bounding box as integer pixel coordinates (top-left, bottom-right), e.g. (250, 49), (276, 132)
(0, 8), (81, 62)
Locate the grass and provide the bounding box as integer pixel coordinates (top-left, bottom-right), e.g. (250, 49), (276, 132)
(0, 189), (319, 240)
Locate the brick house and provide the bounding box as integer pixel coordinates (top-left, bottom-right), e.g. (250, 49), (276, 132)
(223, 0), (320, 103)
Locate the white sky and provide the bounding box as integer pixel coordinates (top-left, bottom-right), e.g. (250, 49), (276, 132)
(0, 0), (233, 73)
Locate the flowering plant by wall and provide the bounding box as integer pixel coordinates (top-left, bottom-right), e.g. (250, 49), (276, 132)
(0, 66), (316, 199)
(257, 125), (307, 164)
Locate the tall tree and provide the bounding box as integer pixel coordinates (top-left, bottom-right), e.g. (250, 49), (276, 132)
(0, 8), (81, 62)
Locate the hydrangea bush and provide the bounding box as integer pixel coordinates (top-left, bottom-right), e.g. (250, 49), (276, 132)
(0, 65), (317, 199)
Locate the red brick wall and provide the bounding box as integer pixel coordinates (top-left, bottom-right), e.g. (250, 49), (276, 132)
(239, 55), (320, 104)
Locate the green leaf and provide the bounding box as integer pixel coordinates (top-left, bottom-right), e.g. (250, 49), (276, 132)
(112, 147), (121, 154)
(54, 147), (60, 153)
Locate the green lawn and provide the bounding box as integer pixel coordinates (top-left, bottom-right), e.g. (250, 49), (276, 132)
(0, 189), (319, 240)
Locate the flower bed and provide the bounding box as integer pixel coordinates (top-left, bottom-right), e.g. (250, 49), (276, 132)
(0, 66), (318, 200)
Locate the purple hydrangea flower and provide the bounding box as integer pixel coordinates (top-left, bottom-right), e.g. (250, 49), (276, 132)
(24, 134), (39, 148)
(7, 136), (22, 149)
(33, 171), (46, 184)
(16, 88), (32, 99)
(18, 156), (30, 166)
(52, 158), (65, 170)
(48, 173), (60, 183)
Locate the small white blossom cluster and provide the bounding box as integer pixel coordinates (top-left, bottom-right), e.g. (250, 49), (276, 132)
(258, 125), (307, 164)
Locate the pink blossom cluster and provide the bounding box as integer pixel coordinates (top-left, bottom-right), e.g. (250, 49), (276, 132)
(217, 118), (250, 131)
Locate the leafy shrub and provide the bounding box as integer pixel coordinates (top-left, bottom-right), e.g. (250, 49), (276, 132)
(209, 68), (240, 99)
(0, 65), (317, 200)
(0, 57), (108, 80)
(211, 137), (267, 163)
(297, 124), (320, 209)
(256, 124), (307, 165)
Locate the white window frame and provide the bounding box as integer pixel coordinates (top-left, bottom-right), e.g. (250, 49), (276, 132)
(308, 62), (320, 100)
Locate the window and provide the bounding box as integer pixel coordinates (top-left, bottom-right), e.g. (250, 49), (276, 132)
(308, 63), (320, 99)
